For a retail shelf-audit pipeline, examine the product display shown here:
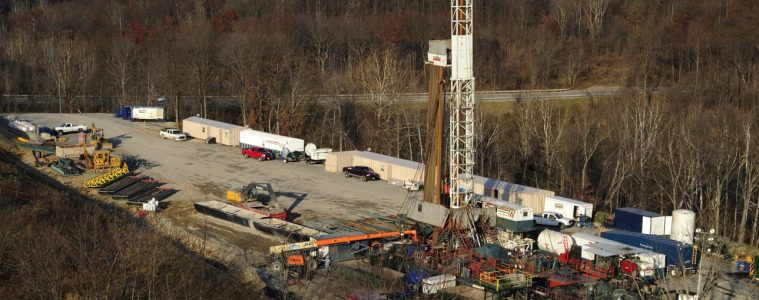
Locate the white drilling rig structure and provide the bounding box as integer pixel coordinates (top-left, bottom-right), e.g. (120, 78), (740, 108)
(449, 0), (475, 209)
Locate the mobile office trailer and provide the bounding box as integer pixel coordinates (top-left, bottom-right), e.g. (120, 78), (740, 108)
(239, 129), (305, 160)
(477, 195), (534, 232)
(601, 230), (695, 274)
(182, 117), (245, 146)
(352, 151), (424, 183)
(472, 175), (555, 213)
(614, 207), (669, 235)
(544, 196), (593, 221)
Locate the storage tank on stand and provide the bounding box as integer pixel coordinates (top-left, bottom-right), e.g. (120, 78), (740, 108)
(537, 230), (574, 256)
(670, 209), (696, 244)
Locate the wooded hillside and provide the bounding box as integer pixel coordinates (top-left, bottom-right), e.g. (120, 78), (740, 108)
(2, 1), (759, 245)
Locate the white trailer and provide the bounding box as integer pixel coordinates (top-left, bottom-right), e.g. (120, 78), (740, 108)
(304, 143), (332, 164)
(239, 129), (305, 161)
(130, 106), (164, 120)
(544, 196), (593, 221)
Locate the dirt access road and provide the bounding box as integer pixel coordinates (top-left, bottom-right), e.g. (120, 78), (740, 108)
(17, 113), (416, 223)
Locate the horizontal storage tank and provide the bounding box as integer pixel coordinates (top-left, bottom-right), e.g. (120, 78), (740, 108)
(670, 209), (696, 245)
(324, 151), (360, 173)
(537, 230), (574, 256)
(601, 230), (694, 268)
(239, 128), (304, 154)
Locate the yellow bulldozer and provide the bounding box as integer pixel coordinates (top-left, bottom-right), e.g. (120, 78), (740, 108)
(81, 144), (121, 170)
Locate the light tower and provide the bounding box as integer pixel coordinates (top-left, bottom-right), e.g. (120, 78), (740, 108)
(449, 0), (475, 208)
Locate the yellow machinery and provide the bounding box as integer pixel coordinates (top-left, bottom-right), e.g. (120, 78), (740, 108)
(84, 165), (129, 188)
(82, 144), (121, 170)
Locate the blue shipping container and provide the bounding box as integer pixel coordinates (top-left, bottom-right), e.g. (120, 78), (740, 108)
(614, 207), (661, 233)
(601, 230), (694, 268)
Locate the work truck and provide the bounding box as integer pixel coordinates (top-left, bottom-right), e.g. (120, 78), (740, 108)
(55, 123), (87, 135)
(159, 128), (187, 141)
(534, 212), (574, 229)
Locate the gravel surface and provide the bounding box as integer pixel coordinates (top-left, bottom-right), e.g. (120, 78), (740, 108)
(15, 113), (417, 223)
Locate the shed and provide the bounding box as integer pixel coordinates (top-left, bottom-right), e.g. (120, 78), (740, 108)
(182, 117), (245, 146)
(473, 175), (554, 213)
(324, 151), (361, 173)
(352, 151), (424, 183)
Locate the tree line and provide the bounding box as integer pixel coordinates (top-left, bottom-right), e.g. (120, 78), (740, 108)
(1, 0), (759, 245)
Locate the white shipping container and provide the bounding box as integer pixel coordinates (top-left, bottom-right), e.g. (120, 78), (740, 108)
(664, 216), (672, 235)
(643, 216), (668, 235)
(239, 129), (305, 154)
(422, 274), (456, 294)
(131, 106), (164, 120)
(543, 196), (594, 221)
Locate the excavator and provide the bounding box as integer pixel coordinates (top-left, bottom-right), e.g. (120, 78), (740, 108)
(226, 182), (287, 220)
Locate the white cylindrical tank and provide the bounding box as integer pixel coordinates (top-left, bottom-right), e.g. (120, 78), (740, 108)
(537, 230), (574, 255)
(670, 209), (696, 244)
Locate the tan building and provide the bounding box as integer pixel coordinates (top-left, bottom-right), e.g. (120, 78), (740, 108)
(182, 116), (245, 146)
(473, 175), (554, 213)
(352, 151), (424, 183)
(324, 151), (361, 173)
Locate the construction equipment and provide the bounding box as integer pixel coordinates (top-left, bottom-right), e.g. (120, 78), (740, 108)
(84, 165), (129, 188)
(267, 229), (417, 272)
(81, 143), (121, 170)
(226, 182), (285, 219)
(50, 158), (83, 176)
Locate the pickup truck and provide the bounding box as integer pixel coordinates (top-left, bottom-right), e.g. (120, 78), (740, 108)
(342, 166), (380, 182)
(534, 212), (574, 229)
(159, 128), (187, 141)
(242, 147), (275, 161)
(55, 123), (87, 135)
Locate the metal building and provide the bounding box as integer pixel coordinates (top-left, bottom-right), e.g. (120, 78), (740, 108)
(182, 116), (245, 146)
(352, 151), (425, 183)
(324, 151), (361, 173)
(472, 175), (554, 213)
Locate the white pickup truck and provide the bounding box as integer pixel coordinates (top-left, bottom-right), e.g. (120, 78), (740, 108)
(160, 128), (187, 141)
(534, 212), (574, 229)
(55, 123), (87, 135)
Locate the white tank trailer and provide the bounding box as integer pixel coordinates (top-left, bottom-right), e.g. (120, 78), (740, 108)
(670, 209), (696, 245)
(537, 229), (574, 256)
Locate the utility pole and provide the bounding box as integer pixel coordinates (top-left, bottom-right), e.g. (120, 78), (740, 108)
(449, 0), (475, 208)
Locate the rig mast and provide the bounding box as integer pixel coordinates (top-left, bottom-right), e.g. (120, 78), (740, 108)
(449, 0), (475, 208)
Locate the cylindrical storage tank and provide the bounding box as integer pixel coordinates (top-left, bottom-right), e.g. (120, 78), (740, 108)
(537, 230), (574, 255)
(670, 209), (696, 244)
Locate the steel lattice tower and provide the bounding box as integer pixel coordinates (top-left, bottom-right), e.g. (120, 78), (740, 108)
(449, 0), (475, 208)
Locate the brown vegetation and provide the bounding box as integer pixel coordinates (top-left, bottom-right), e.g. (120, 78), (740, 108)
(0, 149), (259, 298)
(1, 1), (759, 245)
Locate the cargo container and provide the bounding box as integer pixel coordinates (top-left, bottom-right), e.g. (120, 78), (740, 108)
(600, 230), (695, 274)
(478, 195), (534, 232)
(614, 207), (669, 235)
(473, 175), (554, 213)
(239, 129), (304, 159)
(324, 151), (360, 173)
(352, 151), (424, 183)
(115, 105), (164, 121)
(544, 196), (593, 221)
(183, 117), (245, 146)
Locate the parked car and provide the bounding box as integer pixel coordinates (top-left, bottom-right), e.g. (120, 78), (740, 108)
(242, 147), (275, 161)
(342, 166), (380, 182)
(534, 212), (574, 229)
(159, 128), (187, 141)
(55, 123), (87, 135)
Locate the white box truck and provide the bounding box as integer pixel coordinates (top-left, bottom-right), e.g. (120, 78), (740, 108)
(239, 129), (305, 162)
(544, 196), (593, 221)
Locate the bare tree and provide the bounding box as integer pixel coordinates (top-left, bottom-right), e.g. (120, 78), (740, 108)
(42, 36), (95, 113)
(105, 36), (139, 108)
(584, 0), (610, 40)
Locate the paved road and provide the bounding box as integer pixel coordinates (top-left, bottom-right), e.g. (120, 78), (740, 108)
(2, 86), (644, 106)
